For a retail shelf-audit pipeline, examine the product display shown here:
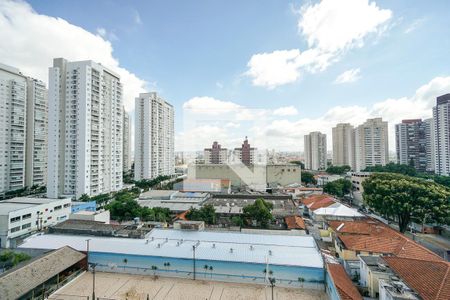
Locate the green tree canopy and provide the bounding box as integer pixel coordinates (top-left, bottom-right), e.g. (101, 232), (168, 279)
(363, 162), (417, 177)
(243, 198), (273, 228)
(326, 165), (351, 175)
(185, 204), (216, 224)
(134, 175), (171, 191)
(301, 171), (317, 185)
(323, 179), (352, 198)
(362, 173), (450, 233)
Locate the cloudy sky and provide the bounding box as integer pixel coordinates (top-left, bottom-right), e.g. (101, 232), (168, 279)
(1, 0), (450, 152)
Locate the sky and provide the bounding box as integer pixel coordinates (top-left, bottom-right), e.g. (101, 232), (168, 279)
(1, 0), (450, 152)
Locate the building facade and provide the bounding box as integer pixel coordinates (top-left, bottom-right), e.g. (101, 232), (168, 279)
(233, 137), (256, 166)
(122, 108), (131, 172)
(47, 58), (123, 199)
(25, 78), (48, 187)
(395, 119), (429, 172)
(332, 123), (355, 170)
(433, 94), (450, 175)
(0, 63), (48, 194)
(204, 141), (228, 164)
(134, 92), (174, 180)
(424, 118), (435, 172)
(0, 197), (71, 248)
(304, 132), (327, 170)
(354, 118), (389, 172)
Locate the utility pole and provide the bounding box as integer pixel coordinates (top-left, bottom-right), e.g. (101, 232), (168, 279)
(192, 245), (196, 280)
(269, 277), (276, 300)
(92, 263), (96, 300)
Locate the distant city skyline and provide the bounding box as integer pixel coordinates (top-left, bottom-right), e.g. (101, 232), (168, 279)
(1, 0), (450, 152)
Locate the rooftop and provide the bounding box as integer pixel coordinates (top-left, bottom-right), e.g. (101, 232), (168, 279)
(20, 229), (324, 268)
(285, 215), (306, 230)
(330, 220), (443, 261)
(0, 202), (36, 216)
(0, 246), (85, 299)
(313, 204), (363, 218)
(383, 257), (450, 300)
(326, 263), (362, 300)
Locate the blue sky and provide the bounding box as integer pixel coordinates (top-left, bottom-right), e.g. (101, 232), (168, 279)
(2, 0), (450, 151)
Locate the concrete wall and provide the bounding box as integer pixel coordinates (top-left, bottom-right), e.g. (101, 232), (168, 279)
(188, 164), (301, 189)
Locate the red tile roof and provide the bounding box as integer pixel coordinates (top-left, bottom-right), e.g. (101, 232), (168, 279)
(383, 257), (450, 300)
(284, 215), (306, 230)
(331, 220), (443, 261)
(327, 263), (363, 300)
(308, 198), (336, 211)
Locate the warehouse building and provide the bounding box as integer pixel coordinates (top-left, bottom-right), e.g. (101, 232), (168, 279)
(19, 229), (325, 289)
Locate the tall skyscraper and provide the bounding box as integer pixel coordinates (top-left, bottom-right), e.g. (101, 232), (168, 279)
(25, 78), (48, 187)
(424, 118), (435, 172)
(233, 137), (256, 166)
(332, 123), (355, 170)
(0, 63), (47, 193)
(304, 132), (327, 170)
(204, 141), (228, 164)
(395, 119), (429, 172)
(134, 92), (174, 180)
(354, 118), (389, 172)
(433, 93), (450, 175)
(122, 108), (131, 172)
(47, 58), (123, 199)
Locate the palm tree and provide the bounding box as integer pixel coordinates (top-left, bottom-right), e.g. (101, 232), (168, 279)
(204, 264), (208, 277)
(151, 265), (158, 276)
(123, 258), (128, 270)
(209, 265), (213, 278)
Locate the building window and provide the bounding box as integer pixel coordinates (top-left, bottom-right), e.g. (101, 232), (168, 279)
(22, 213), (31, 220)
(10, 216), (21, 223)
(10, 226), (21, 233)
(22, 223), (31, 230)
(63, 203), (70, 208)
(54, 205), (62, 211)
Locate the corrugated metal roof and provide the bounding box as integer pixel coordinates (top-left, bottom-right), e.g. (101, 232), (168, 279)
(19, 229), (323, 269)
(0, 246), (86, 300)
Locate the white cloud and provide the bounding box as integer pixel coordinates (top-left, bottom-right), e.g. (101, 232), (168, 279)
(178, 76), (450, 151)
(0, 0), (146, 112)
(183, 96), (242, 114)
(96, 27), (118, 41)
(246, 0), (392, 88)
(273, 106), (299, 116)
(404, 17), (425, 34)
(334, 68), (361, 84)
(133, 10), (142, 25)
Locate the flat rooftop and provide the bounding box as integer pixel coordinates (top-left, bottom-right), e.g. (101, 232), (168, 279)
(20, 229), (323, 268)
(3, 197), (67, 204)
(50, 272), (326, 300)
(0, 202), (36, 216)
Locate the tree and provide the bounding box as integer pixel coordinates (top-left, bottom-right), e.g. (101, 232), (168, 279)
(185, 204), (216, 224)
(323, 179), (352, 198)
(290, 161), (305, 169)
(243, 198), (273, 228)
(326, 165), (351, 175)
(362, 173), (450, 233)
(78, 193), (90, 202)
(363, 163), (417, 177)
(301, 171), (317, 185)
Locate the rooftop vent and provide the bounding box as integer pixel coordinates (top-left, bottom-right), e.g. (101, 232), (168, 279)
(212, 243), (216, 248)
(268, 250), (272, 256)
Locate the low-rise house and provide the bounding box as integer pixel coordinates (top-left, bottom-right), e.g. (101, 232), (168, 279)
(382, 256), (450, 300)
(328, 220), (442, 262)
(284, 215), (307, 234)
(326, 263), (362, 300)
(312, 203), (364, 223)
(70, 209), (110, 224)
(301, 194), (336, 216)
(0, 197), (71, 248)
(359, 256), (393, 298)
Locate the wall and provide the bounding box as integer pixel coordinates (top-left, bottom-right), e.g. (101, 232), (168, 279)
(325, 271), (341, 300)
(88, 251), (325, 289)
(188, 164), (301, 189)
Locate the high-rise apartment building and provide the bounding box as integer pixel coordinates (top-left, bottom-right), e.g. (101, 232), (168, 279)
(433, 93), (450, 175)
(424, 118), (435, 172)
(233, 137), (256, 166)
(134, 92), (174, 180)
(122, 108), (131, 172)
(354, 118), (389, 172)
(47, 58), (123, 199)
(25, 78), (48, 187)
(332, 123), (355, 170)
(0, 64), (47, 193)
(395, 119), (430, 173)
(304, 132), (327, 170)
(204, 141), (228, 164)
